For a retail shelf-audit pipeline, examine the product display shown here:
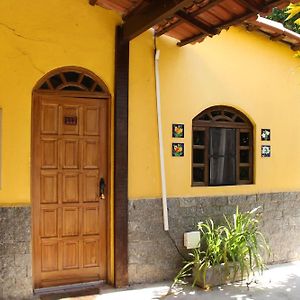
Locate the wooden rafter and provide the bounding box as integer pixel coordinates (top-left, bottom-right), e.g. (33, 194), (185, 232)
(177, 0), (293, 46)
(292, 43), (300, 50)
(156, 0), (224, 37)
(178, 11), (254, 46)
(122, 0), (195, 41)
(175, 10), (219, 36)
(270, 33), (285, 41)
(235, 0), (262, 13)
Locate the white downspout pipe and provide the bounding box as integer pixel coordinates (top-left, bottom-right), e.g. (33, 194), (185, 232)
(154, 41), (169, 231)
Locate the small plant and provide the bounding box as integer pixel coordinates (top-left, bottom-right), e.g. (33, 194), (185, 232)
(174, 206), (270, 289)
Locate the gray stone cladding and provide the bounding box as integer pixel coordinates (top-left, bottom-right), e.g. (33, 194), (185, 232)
(0, 206), (32, 299)
(128, 192), (300, 284)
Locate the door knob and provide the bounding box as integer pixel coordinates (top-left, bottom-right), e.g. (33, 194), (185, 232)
(99, 178), (105, 199)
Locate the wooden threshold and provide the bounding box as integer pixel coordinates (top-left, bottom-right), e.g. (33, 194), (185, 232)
(34, 280), (106, 296)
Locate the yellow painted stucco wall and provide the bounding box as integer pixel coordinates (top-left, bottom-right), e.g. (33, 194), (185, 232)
(0, 0), (120, 204)
(129, 27), (300, 199)
(1, 0), (300, 204)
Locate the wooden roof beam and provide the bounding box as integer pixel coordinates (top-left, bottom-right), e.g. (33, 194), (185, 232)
(156, 0), (224, 36)
(270, 33), (285, 41)
(177, 0), (297, 46)
(234, 0), (263, 13)
(291, 43), (300, 51)
(122, 0), (195, 41)
(176, 10), (219, 36)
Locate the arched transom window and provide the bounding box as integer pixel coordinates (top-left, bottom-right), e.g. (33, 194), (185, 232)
(192, 106), (253, 186)
(34, 66), (109, 97)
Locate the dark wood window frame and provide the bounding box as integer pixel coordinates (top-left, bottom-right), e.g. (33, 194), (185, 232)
(192, 106), (253, 186)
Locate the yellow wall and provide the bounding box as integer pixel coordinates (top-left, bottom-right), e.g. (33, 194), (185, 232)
(129, 27), (300, 199)
(1, 0), (300, 203)
(0, 0), (120, 204)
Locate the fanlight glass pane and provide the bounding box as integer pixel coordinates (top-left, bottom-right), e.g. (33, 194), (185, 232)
(49, 75), (63, 89)
(63, 72), (80, 82)
(81, 76), (95, 90)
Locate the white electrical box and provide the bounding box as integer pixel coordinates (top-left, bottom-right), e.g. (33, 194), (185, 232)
(184, 231), (200, 249)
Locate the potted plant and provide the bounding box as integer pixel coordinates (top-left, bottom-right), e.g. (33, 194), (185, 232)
(174, 206), (270, 289)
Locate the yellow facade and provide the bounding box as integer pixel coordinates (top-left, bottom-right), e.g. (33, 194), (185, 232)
(0, 0), (120, 204)
(129, 27), (300, 199)
(1, 1), (300, 205)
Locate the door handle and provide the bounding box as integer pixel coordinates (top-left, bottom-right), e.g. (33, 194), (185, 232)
(99, 177), (105, 200)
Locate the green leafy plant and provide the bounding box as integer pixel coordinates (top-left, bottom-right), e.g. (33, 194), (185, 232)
(267, 6), (300, 34)
(174, 206), (270, 289)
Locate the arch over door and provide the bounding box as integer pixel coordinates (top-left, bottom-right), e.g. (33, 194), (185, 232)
(32, 67), (110, 288)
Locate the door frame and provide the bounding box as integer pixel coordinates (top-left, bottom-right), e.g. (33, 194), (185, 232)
(31, 66), (112, 289)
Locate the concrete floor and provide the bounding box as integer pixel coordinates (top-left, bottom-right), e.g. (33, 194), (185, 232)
(59, 261), (300, 300)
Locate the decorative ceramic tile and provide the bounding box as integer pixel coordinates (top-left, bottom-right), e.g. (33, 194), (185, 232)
(172, 124), (184, 138)
(261, 145), (271, 157)
(261, 129), (271, 141)
(172, 143), (184, 157)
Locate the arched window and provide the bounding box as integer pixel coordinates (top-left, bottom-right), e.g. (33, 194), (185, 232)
(34, 66), (110, 97)
(192, 106), (253, 186)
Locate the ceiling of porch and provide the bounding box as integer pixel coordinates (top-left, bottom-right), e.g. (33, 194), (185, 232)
(90, 0), (300, 49)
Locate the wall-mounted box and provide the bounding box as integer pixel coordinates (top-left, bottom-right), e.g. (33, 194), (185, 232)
(184, 231), (200, 249)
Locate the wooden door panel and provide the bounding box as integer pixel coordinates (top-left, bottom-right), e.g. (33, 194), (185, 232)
(41, 242), (59, 272)
(61, 105), (79, 135)
(62, 207), (79, 237)
(41, 139), (58, 169)
(83, 207), (99, 235)
(82, 140), (99, 169)
(84, 107), (99, 136)
(33, 96), (107, 288)
(62, 173), (80, 203)
(61, 140), (79, 169)
(83, 172), (98, 202)
(63, 241), (79, 270)
(41, 104), (59, 134)
(41, 172), (58, 204)
(83, 239), (99, 267)
(41, 208), (58, 238)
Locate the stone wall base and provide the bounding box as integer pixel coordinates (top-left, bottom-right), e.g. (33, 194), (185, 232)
(0, 206), (32, 299)
(2, 193), (300, 296)
(128, 193), (300, 284)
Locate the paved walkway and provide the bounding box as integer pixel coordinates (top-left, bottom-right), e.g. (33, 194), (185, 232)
(61, 261), (300, 300)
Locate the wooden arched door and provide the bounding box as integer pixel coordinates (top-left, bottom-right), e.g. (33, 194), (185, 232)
(31, 67), (110, 288)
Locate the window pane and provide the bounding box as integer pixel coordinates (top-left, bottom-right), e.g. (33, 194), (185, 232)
(64, 71), (80, 82)
(199, 114), (210, 121)
(240, 150), (249, 163)
(240, 167), (250, 180)
(224, 111), (234, 119)
(193, 167), (204, 182)
(193, 131), (205, 145)
(209, 128), (236, 185)
(240, 132), (249, 146)
(235, 116), (244, 123)
(49, 74), (63, 89)
(193, 149), (204, 163)
(211, 110), (221, 117)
